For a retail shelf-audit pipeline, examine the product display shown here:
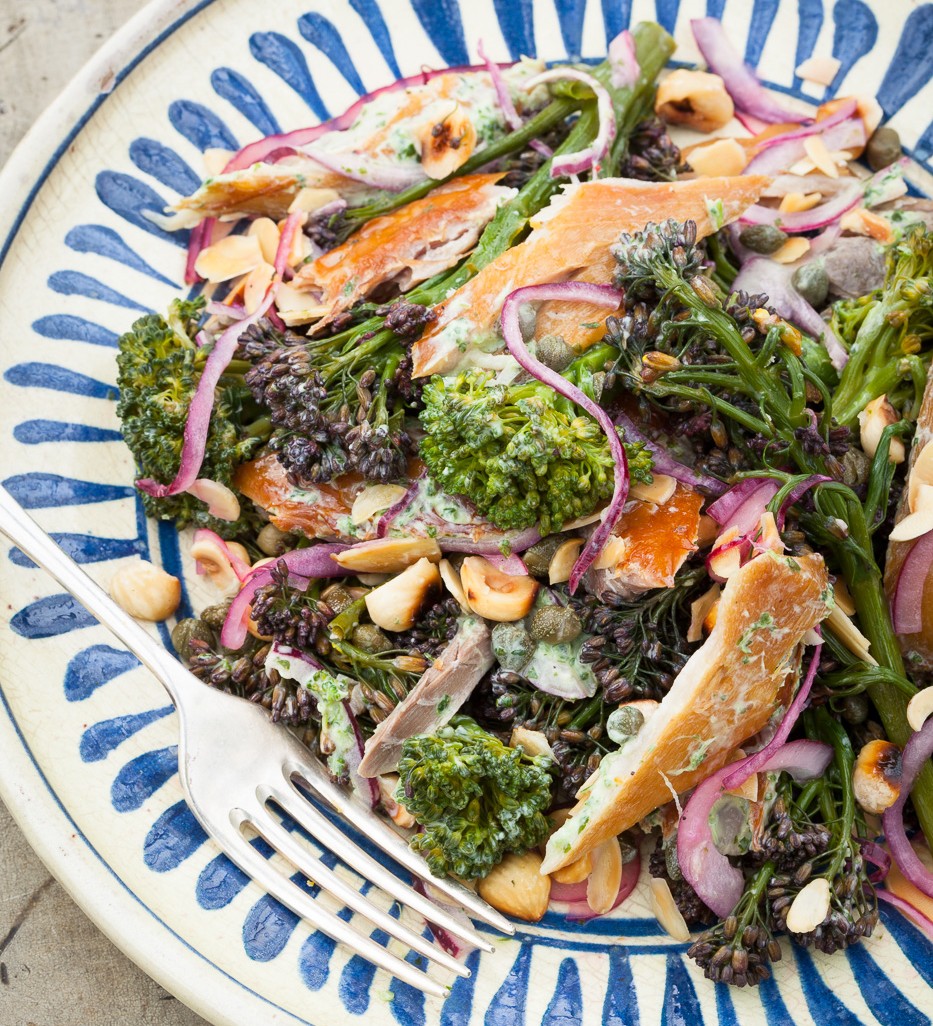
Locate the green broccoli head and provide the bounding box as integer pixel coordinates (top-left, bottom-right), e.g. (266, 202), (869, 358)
(116, 297), (265, 537)
(396, 716), (553, 880)
(419, 367), (652, 535)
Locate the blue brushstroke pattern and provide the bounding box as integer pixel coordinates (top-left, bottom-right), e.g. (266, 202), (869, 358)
(9, 594), (97, 639)
(555, 0), (588, 59)
(211, 68), (281, 136)
(95, 171), (187, 246)
(64, 644), (139, 702)
(65, 224), (178, 287)
(409, 0), (468, 66)
(601, 0), (632, 40)
(47, 270), (154, 313)
(758, 969), (796, 1026)
(602, 947), (640, 1026)
(143, 800), (207, 872)
(9, 532), (144, 567)
(876, 6), (933, 117)
(795, 946), (862, 1026)
(714, 983), (739, 1026)
(882, 904), (933, 986)
(794, 0), (825, 78)
(298, 13), (366, 94)
(156, 518), (193, 623)
(914, 119), (933, 164)
(484, 943), (532, 1026)
(440, 949), (482, 1026)
(542, 959), (583, 1026)
(493, 0), (535, 60)
(32, 314), (119, 347)
(298, 905), (354, 991)
(830, 0), (878, 92)
(168, 99), (239, 152)
(129, 139), (201, 195)
(340, 949), (377, 1012)
(654, 0), (681, 34)
(745, 0), (780, 65)
(349, 0), (401, 77)
(2, 473), (133, 508)
(14, 420), (122, 445)
(111, 745), (178, 812)
(3, 363), (116, 399)
(661, 955), (702, 1026)
(243, 871), (318, 961)
(195, 838), (275, 910)
(706, 0), (726, 17)
(389, 947), (426, 1026)
(80, 706), (173, 762)
(847, 942), (929, 1026)
(249, 33), (330, 120)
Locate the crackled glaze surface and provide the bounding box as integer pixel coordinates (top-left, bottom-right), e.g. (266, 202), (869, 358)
(2, 2), (933, 1024)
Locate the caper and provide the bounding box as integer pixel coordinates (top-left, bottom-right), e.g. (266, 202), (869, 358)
(738, 224), (786, 254)
(865, 126), (901, 172)
(791, 262), (829, 309)
(351, 623), (392, 654)
(606, 704), (645, 743)
(665, 839), (684, 881)
(491, 622), (535, 671)
(529, 606), (582, 645)
(321, 583), (355, 615)
(840, 693), (870, 725)
(522, 535), (566, 577)
(199, 602), (232, 630)
(171, 618), (214, 659)
(535, 334), (575, 372)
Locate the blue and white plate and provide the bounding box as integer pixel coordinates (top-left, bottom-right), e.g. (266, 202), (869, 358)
(2, 1), (932, 1023)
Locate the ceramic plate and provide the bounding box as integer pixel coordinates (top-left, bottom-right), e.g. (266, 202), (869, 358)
(2, 1), (933, 1023)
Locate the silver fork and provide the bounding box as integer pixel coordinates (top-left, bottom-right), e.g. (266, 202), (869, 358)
(0, 485), (514, 997)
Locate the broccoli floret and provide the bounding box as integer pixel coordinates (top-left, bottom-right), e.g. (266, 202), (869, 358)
(831, 224), (933, 426)
(116, 297), (267, 537)
(418, 353), (653, 534)
(396, 716), (553, 880)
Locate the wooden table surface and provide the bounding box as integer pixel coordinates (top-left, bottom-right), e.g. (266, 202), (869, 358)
(0, 2), (209, 1023)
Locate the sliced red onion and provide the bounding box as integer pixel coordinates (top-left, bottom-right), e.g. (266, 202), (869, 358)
(740, 181), (863, 232)
(877, 889), (933, 940)
(678, 739), (833, 916)
(734, 109), (769, 135)
(775, 475), (833, 530)
(273, 210), (304, 278)
(744, 116), (866, 176)
(722, 639), (821, 789)
(882, 717), (933, 898)
(732, 257), (849, 371)
(264, 146), (301, 164)
(691, 18), (810, 125)
(608, 29), (640, 89)
(860, 839), (892, 883)
(708, 477), (781, 536)
(478, 40), (522, 131)
(807, 221), (842, 256)
(893, 530), (933, 635)
(615, 410), (726, 496)
(205, 300), (247, 320)
(220, 544), (348, 650)
(137, 291), (275, 500)
(523, 69), (616, 178)
(185, 218), (215, 284)
(549, 853), (641, 921)
(344, 699), (381, 809)
(499, 282), (627, 593)
(193, 528), (251, 580)
(705, 532), (747, 584)
(411, 878), (478, 958)
(485, 553), (528, 575)
(303, 145), (425, 192)
(530, 140), (554, 158)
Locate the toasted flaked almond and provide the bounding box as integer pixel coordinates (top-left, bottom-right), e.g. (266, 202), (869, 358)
(840, 207), (895, 243)
(364, 558), (441, 632)
(279, 213), (309, 267)
(186, 478), (241, 521)
(275, 281), (327, 325)
(688, 582), (721, 643)
(334, 536), (441, 573)
(772, 236), (811, 264)
(551, 851), (593, 885)
(786, 877), (831, 934)
(858, 395), (905, 463)
(889, 507), (933, 542)
(697, 514), (719, 548)
(704, 598), (720, 634)
(377, 774), (417, 828)
(548, 538), (584, 585)
(587, 838), (624, 915)
(778, 191), (823, 214)
(203, 147), (233, 176)
(247, 217), (281, 265)
(561, 510), (605, 530)
(708, 525), (742, 581)
(418, 108), (477, 179)
(804, 135), (841, 178)
(110, 560), (181, 622)
(438, 558), (471, 612)
(655, 69), (733, 133)
(827, 604), (876, 664)
(909, 442), (933, 512)
(833, 578), (857, 616)
(244, 262), (275, 314)
(510, 726), (555, 761)
(460, 556), (539, 622)
(629, 473), (677, 505)
(907, 687), (933, 733)
(478, 851), (550, 922)
(350, 484), (408, 526)
(648, 877), (690, 942)
(853, 738), (902, 814)
(194, 233), (264, 283)
(726, 770), (761, 803)
(685, 138), (747, 178)
(288, 186), (341, 214)
(593, 534), (629, 571)
(854, 94), (883, 138)
(796, 55), (841, 86)
(190, 536), (244, 596)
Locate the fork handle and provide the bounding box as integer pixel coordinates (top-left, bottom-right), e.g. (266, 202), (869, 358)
(0, 484), (186, 707)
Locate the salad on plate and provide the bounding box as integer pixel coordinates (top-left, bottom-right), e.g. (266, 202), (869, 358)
(108, 15), (933, 989)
